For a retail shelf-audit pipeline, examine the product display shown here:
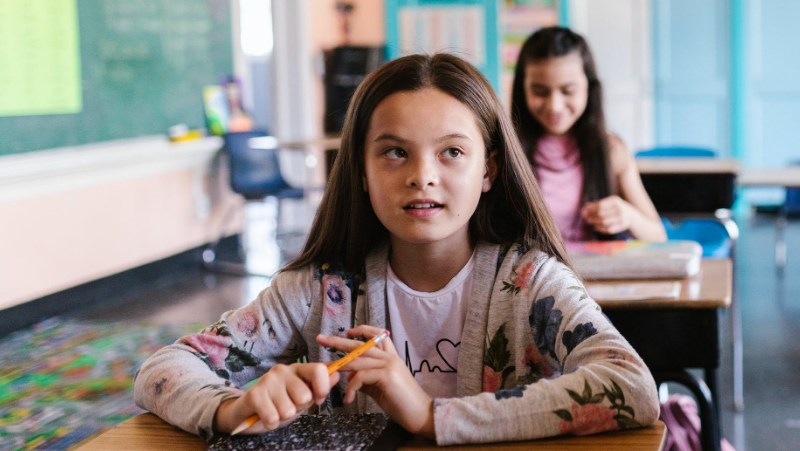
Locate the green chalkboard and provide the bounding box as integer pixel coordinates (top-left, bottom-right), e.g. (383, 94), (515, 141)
(0, 0), (232, 156)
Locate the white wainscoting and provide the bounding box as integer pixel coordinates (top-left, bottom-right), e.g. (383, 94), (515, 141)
(0, 136), (244, 309)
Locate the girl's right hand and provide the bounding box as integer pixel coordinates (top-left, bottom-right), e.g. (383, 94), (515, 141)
(316, 326), (436, 439)
(580, 195), (634, 235)
(213, 363), (341, 434)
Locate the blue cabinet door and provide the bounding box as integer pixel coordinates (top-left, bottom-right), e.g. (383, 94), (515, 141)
(653, 0), (731, 157)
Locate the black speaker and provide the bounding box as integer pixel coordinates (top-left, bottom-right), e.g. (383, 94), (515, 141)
(323, 46), (386, 134)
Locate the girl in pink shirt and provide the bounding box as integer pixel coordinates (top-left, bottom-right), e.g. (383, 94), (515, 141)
(511, 27), (665, 242)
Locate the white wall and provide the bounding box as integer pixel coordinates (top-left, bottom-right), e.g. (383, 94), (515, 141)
(570, 0), (654, 153)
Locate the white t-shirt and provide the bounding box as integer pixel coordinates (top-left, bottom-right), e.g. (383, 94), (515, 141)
(386, 254), (474, 399)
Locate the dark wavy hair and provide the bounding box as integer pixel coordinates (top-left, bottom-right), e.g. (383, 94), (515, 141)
(510, 27), (616, 240)
(284, 53), (570, 273)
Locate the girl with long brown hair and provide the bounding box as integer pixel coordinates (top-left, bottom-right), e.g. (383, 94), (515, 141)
(512, 27), (666, 242)
(134, 53), (659, 445)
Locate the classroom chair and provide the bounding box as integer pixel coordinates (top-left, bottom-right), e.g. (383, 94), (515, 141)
(784, 182), (800, 216)
(661, 218), (732, 258)
(635, 146), (739, 255)
(773, 159), (800, 275)
(202, 131), (309, 277)
(636, 146), (717, 158)
(778, 158), (800, 218)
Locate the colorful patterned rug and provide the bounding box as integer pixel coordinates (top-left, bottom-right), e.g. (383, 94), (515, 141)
(0, 318), (201, 450)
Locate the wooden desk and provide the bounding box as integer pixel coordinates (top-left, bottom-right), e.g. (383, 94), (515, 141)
(636, 157), (740, 174)
(279, 136), (342, 151)
(738, 167), (800, 187)
(638, 158), (800, 185)
(246, 136), (342, 152)
(738, 166), (800, 272)
(589, 259), (732, 451)
(588, 258), (732, 310)
(77, 413), (666, 451)
(267, 136), (342, 177)
(635, 158), (738, 212)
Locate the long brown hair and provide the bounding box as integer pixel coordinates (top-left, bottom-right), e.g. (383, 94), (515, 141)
(510, 27), (617, 240)
(285, 53), (569, 273)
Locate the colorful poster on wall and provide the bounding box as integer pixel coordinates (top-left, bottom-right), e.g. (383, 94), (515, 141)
(0, 0), (82, 116)
(500, 1), (558, 103)
(399, 6), (486, 67)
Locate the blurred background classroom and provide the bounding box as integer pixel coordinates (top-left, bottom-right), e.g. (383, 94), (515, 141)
(0, 1), (798, 450)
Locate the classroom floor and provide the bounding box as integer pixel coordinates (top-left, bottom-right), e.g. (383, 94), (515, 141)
(69, 200), (800, 451)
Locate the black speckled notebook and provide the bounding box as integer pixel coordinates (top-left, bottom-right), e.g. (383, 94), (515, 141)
(208, 414), (409, 451)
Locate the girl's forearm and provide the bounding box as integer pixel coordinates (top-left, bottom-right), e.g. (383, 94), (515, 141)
(627, 208), (667, 242)
(213, 397), (240, 433)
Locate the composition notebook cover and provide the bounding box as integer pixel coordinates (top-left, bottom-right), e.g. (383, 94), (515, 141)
(566, 240), (702, 280)
(208, 414), (409, 451)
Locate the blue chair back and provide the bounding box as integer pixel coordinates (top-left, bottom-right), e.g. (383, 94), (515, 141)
(636, 147), (717, 158)
(784, 160), (800, 216)
(224, 131), (291, 200)
(662, 218), (731, 258)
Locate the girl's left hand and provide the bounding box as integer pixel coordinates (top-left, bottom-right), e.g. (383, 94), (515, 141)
(581, 195), (635, 235)
(316, 325), (435, 439)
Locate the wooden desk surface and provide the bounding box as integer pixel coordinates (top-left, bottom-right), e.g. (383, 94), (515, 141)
(637, 158), (800, 187)
(738, 167), (800, 187)
(589, 259), (731, 310)
(245, 136), (342, 152)
(77, 413), (666, 451)
(636, 157), (741, 174)
(279, 136), (342, 151)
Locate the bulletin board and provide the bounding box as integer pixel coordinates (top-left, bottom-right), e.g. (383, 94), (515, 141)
(385, 0), (501, 93)
(500, 0), (560, 102)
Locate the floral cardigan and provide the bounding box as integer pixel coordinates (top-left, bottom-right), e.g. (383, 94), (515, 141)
(133, 241), (660, 445)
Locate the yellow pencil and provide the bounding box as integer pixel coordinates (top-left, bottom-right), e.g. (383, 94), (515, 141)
(231, 330), (390, 435)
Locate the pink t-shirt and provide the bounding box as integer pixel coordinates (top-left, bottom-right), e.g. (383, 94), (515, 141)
(533, 135), (586, 242)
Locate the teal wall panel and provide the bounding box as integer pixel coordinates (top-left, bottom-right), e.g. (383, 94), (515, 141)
(746, 0), (800, 168)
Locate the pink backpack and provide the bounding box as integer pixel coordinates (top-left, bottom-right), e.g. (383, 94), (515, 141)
(659, 394), (737, 451)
